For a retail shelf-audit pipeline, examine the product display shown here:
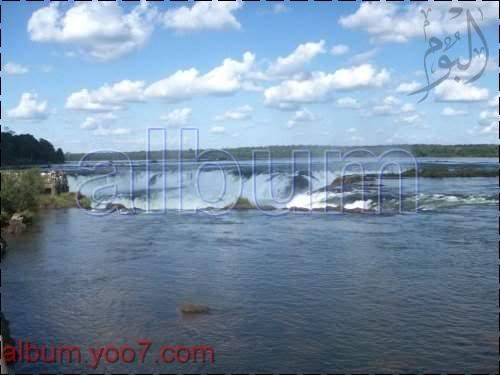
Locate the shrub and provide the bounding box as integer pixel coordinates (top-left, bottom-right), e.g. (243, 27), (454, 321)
(0, 169), (44, 215)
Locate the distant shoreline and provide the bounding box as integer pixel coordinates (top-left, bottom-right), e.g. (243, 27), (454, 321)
(63, 144), (498, 162)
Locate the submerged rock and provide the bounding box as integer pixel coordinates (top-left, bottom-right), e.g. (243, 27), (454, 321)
(314, 174), (379, 193)
(223, 197), (276, 211)
(180, 303), (210, 314)
(105, 203), (128, 211)
(229, 197), (254, 210)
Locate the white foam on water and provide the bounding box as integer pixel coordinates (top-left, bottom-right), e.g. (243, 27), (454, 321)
(344, 199), (374, 211)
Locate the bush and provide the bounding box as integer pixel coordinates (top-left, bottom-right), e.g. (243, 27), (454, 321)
(0, 169), (44, 215)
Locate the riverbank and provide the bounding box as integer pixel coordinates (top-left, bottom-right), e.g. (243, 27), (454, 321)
(0, 168), (90, 235)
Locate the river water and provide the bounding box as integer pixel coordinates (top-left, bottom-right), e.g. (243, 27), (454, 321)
(2, 158), (498, 373)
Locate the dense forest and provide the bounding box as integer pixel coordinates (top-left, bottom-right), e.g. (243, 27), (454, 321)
(66, 144), (499, 161)
(1, 131), (65, 166)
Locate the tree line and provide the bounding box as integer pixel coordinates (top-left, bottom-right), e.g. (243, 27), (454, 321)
(66, 144), (499, 161)
(1, 131), (65, 166)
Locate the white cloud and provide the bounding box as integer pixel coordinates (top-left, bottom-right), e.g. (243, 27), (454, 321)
(383, 96), (401, 106)
(372, 96), (401, 115)
(396, 81), (422, 94)
(66, 80), (145, 112)
(398, 113), (420, 124)
(429, 54), (494, 87)
(471, 108), (499, 135)
(80, 113), (117, 129)
(287, 108), (316, 128)
(441, 107), (468, 116)
(160, 108), (192, 127)
(372, 104), (395, 116)
(336, 97), (360, 109)
(268, 41), (325, 77)
(265, 64), (389, 108)
(479, 110), (497, 122)
(330, 44), (349, 56)
(339, 1), (499, 43)
(401, 103), (416, 113)
(435, 80), (489, 102)
(215, 105), (253, 121)
(476, 122), (498, 135)
(93, 127), (131, 136)
(3, 62), (29, 75)
(487, 95), (499, 110)
(67, 53), (258, 113)
(80, 113), (129, 136)
(81, 116), (100, 130)
(162, 1), (242, 32)
(210, 126), (225, 134)
(370, 96), (418, 119)
(27, 2), (157, 61)
(349, 48), (378, 64)
(7, 93), (48, 121)
(145, 52), (256, 100)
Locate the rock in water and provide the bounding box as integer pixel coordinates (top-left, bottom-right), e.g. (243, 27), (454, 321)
(7, 213), (27, 235)
(180, 303), (210, 314)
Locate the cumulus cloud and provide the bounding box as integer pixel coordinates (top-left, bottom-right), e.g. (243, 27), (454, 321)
(7, 93), (48, 121)
(3, 62), (29, 75)
(66, 80), (145, 112)
(331, 44), (349, 56)
(396, 81), (422, 94)
(435, 80), (489, 102)
(369, 96), (419, 123)
(287, 108), (316, 128)
(27, 2), (157, 61)
(215, 105), (253, 121)
(80, 113), (129, 136)
(267, 41), (325, 77)
(471, 107), (499, 135)
(339, 1), (498, 43)
(66, 53), (258, 113)
(441, 107), (468, 116)
(161, 108), (192, 127)
(336, 97), (360, 109)
(145, 52), (256, 100)
(264, 64), (389, 108)
(371, 96), (402, 116)
(162, 1), (243, 32)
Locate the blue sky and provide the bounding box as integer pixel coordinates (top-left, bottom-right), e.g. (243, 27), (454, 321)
(2, 0), (498, 153)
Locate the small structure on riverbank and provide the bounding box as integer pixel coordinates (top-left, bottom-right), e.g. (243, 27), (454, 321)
(41, 171), (69, 196)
